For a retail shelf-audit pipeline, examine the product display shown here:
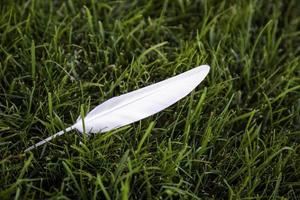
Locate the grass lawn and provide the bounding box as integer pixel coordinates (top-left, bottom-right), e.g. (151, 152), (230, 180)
(1, 0), (300, 199)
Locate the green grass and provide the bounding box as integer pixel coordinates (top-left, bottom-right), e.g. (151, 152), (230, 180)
(1, 0), (300, 199)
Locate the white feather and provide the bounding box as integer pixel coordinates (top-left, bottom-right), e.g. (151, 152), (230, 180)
(25, 65), (210, 152)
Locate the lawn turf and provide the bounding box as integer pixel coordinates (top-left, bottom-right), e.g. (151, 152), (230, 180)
(0, 0), (300, 199)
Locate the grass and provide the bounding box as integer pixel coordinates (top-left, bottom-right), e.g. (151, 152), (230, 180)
(0, 0), (300, 199)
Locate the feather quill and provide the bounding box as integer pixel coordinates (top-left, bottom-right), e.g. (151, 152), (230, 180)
(25, 65), (210, 152)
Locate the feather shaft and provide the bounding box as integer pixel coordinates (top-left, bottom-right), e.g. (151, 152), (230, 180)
(25, 126), (74, 152)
